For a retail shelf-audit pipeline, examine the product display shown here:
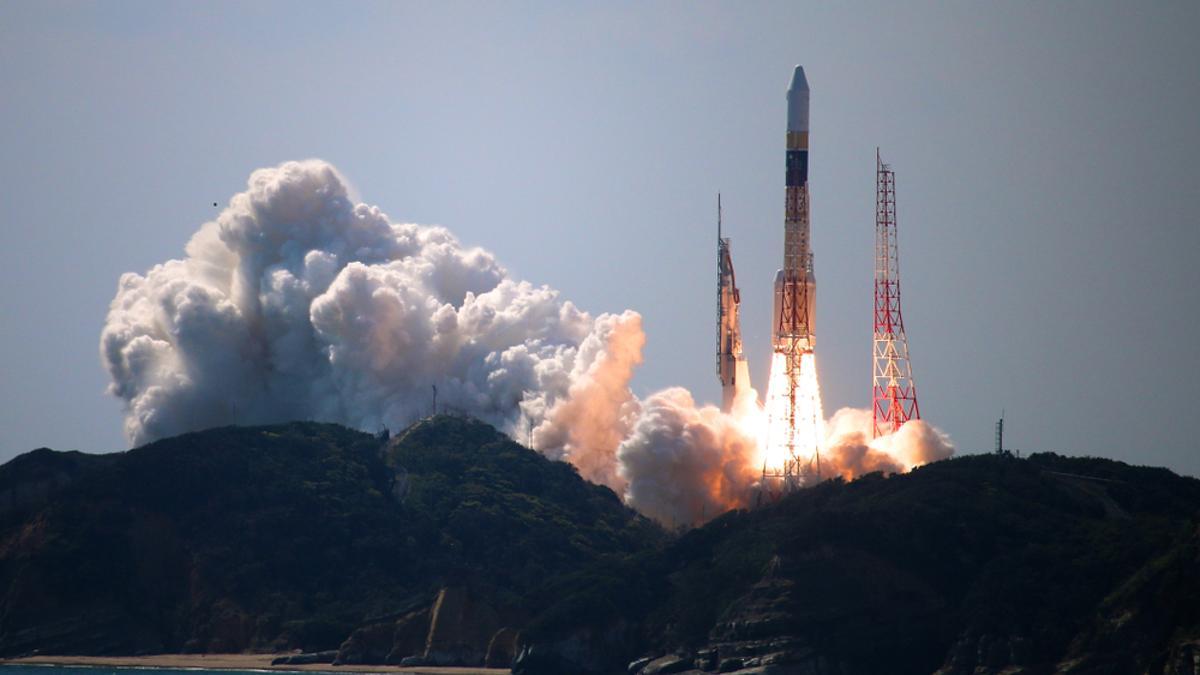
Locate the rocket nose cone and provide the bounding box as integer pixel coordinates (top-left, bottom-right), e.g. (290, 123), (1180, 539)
(787, 65), (809, 132)
(789, 65), (809, 93)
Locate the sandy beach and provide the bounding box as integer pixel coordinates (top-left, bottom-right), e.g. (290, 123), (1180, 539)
(0, 655), (508, 674)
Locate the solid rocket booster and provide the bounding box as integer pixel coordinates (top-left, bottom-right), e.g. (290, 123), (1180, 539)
(772, 65), (816, 351)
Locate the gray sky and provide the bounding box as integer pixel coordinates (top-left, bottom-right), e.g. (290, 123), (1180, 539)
(2, 1), (1197, 475)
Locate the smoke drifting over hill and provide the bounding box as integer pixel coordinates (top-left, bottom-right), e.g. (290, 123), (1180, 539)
(101, 160), (953, 526)
(821, 407), (955, 480)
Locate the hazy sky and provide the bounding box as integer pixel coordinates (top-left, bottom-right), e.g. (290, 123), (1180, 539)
(2, 1), (1197, 475)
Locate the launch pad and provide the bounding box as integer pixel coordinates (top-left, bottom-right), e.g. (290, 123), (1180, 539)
(760, 66), (824, 490)
(715, 66), (923, 497)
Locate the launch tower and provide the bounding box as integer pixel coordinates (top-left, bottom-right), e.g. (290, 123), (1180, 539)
(872, 150), (921, 437)
(717, 195), (750, 413)
(762, 66), (823, 490)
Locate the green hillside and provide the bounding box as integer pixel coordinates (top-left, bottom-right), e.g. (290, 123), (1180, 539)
(4, 417), (1198, 674)
(515, 452), (1200, 674)
(0, 416), (663, 657)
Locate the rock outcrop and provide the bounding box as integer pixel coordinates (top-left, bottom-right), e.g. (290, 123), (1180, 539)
(336, 587), (510, 668)
(511, 620), (636, 675)
(485, 627), (520, 668)
(334, 619), (398, 665)
(421, 587), (502, 666)
(386, 606), (433, 664)
(334, 604), (433, 666)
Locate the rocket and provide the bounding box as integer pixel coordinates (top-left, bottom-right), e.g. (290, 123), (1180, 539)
(772, 65), (816, 353)
(761, 66), (825, 488)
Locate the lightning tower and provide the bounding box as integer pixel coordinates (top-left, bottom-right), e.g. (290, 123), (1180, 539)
(872, 149), (920, 437)
(717, 194), (750, 413)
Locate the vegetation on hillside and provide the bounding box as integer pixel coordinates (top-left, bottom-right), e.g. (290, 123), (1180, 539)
(3, 417), (1197, 674)
(0, 417), (664, 656)
(521, 452), (1200, 674)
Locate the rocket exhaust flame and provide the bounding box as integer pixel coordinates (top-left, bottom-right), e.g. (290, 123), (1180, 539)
(759, 351), (824, 484)
(699, 66), (952, 515)
(749, 68), (952, 502)
(760, 65), (823, 491)
(100, 68), (955, 532)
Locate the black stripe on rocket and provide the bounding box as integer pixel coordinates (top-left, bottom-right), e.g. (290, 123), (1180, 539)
(786, 150), (808, 187)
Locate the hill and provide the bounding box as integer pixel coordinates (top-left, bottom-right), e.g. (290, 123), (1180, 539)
(0, 416), (663, 661)
(513, 452), (1200, 675)
(4, 419), (1199, 674)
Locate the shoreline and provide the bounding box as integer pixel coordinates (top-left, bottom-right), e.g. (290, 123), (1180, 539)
(0, 655), (508, 674)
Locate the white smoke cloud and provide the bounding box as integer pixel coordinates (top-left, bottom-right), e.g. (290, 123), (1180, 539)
(101, 159), (954, 528)
(820, 407), (955, 480)
(616, 397), (955, 526)
(101, 160), (636, 472)
(531, 312), (645, 491)
(617, 386), (762, 527)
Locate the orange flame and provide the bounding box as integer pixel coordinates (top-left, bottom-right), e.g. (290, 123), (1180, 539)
(759, 351), (825, 477)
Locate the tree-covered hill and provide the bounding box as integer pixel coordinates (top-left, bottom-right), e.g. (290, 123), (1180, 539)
(515, 452), (1200, 675)
(4, 417), (1198, 674)
(0, 416), (663, 657)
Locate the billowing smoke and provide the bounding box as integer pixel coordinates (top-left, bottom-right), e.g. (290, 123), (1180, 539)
(101, 160), (638, 466)
(617, 386), (762, 527)
(820, 407), (955, 480)
(616, 397), (954, 526)
(101, 159), (953, 528)
(530, 312), (645, 490)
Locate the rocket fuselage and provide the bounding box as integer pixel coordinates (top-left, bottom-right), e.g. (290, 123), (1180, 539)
(772, 66), (816, 353)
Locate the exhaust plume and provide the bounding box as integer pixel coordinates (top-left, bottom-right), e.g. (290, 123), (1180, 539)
(101, 160), (639, 469)
(618, 386), (762, 527)
(820, 407), (955, 480)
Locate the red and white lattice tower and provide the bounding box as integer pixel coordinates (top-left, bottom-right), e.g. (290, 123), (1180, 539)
(872, 149), (920, 438)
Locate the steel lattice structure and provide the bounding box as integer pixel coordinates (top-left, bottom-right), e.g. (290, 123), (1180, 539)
(872, 149), (920, 437)
(761, 67), (822, 490)
(717, 194), (751, 414)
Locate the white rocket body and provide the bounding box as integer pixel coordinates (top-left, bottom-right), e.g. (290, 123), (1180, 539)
(772, 66), (816, 353)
